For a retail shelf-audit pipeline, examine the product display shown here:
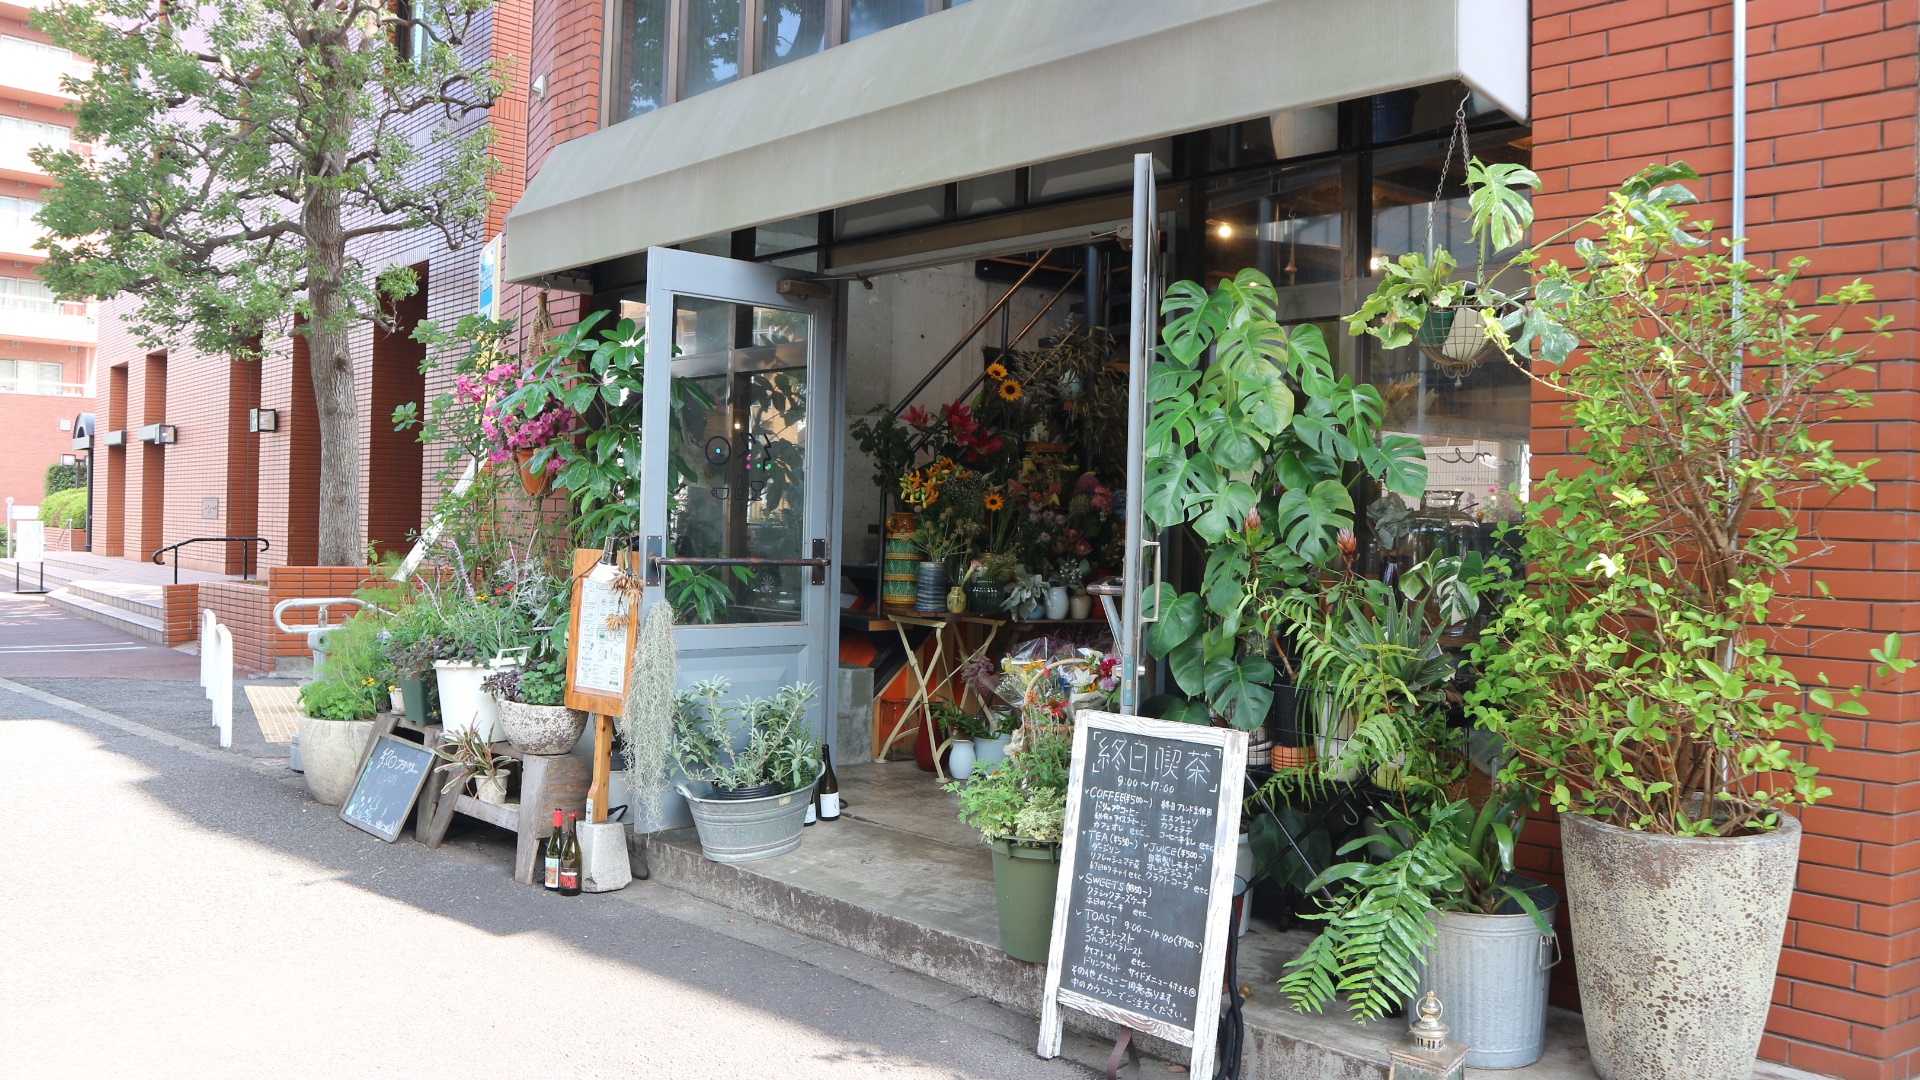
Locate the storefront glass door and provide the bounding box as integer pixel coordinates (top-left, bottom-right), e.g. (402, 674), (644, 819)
(640, 248), (839, 743)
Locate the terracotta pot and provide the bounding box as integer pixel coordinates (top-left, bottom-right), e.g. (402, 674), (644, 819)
(514, 447), (552, 497)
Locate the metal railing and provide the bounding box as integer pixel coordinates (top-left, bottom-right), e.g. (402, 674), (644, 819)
(151, 536), (270, 583)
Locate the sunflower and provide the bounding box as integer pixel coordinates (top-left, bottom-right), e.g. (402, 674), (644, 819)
(985, 362), (1009, 381)
(998, 379), (1024, 402)
(984, 492), (1006, 512)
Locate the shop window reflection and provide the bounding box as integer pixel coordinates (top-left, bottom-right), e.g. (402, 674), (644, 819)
(684, 0), (743, 98)
(849, 0), (924, 40)
(1203, 162), (1343, 291)
(761, 0), (827, 70)
(1369, 336), (1530, 524)
(615, 0), (669, 122)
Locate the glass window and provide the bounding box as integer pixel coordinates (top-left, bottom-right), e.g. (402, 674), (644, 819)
(0, 359), (64, 394)
(0, 116), (68, 154)
(667, 296), (812, 625)
(1203, 161), (1343, 291)
(833, 188), (944, 239)
(957, 172), (1016, 216)
(679, 233), (735, 257)
(760, 0), (828, 71)
(1029, 139), (1172, 201)
(848, 0), (923, 40)
(614, 0), (669, 121)
(755, 214), (818, 256)
(0, 196), (42, 231)
(0, 276), (58, 313)
(1370, 139), (1529, 275)
(684, 0), (743, 98)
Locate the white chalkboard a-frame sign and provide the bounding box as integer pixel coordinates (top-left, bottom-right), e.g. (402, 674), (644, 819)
(1035, 711), (1248, 1078)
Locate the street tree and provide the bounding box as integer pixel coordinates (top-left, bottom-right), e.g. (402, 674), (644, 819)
(33, 0), (505, 564)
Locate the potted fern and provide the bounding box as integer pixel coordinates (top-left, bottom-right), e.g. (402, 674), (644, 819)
(1347, 159), (1916, 1080)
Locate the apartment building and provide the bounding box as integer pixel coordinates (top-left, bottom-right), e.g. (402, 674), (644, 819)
(0, 0), (93, 528)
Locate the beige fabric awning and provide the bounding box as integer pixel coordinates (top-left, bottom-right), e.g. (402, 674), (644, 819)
(504, 0), (1528, 284)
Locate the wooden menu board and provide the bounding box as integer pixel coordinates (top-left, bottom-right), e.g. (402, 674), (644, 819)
(1036, 711), (1247, 1077)
(564, 548), (639, 716)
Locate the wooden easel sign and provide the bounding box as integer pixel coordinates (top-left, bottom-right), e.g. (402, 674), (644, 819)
(1036, 711), (1248, 1078)
(565, 548), (640, 823)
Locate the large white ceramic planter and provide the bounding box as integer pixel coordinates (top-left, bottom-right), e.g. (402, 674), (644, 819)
(435, 659), (513, 741)
(295, 714), (375, 805)
(1562, 812), (1801, 1080)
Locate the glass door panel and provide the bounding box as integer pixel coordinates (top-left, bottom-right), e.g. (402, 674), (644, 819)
(667, 296), (812, 625)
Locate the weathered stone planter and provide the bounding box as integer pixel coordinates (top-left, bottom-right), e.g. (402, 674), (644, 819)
(295, 714), (375, 805)
(498, 700), (587, 755)
(1562, 812), (1801, 1080)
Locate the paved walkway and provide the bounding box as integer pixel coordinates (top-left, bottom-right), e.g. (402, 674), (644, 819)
(0, 592), (200, 679)
(0, 602), (1131, 1080)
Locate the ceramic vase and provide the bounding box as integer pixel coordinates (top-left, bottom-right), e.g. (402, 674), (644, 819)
(947, 739), (976, 780)
(1069, 592), (1092, 620)
(1044, 586), (1070, 621)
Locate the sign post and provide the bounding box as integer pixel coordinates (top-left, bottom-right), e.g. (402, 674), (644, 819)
(1037, 711), (1248, 1077)
(564, 547), (640, 824)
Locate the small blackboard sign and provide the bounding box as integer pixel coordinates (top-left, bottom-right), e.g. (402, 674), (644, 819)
(1037, 712), (1247, 1077)
(340, 734), (436, 843)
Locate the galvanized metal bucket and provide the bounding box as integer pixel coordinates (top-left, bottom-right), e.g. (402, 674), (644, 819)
(676, 779), (814, 863)
(1411, 884), (1560, 1070)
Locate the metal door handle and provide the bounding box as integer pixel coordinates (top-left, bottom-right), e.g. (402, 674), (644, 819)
(644, 538), (830, 586)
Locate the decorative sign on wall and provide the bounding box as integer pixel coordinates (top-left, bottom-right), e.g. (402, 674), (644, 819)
(340, 734), (436, 843)
(1036, 711), (1247, 1078)
(565, 548), (639, 716)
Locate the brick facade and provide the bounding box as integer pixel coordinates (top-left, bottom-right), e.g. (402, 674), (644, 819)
(1529, 4), (1919, 1078)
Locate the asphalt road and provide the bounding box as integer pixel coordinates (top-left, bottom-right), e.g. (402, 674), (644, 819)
(0, 610), (1113, 1080)
(0, 592), (201, 680)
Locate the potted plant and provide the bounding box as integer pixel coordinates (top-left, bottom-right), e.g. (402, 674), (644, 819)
(947, 722), (1072, 962)
(380, 599), (445, 726)
(672, 678), (822, 862)
(1003, 572), (1047, 622)
(484, 662), (585, 756)
(434, 726), (514, 805)
(1280, 791), (1557, 1067)
(966, 551), (1020, 615)
(1412, 163), (1919, 1080)
(293, 612), (386, 805)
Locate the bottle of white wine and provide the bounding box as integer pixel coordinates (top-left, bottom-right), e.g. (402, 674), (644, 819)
(543, 808), (564, 890)
(559, 812), (583, 896)
(817, 744), (841, 821)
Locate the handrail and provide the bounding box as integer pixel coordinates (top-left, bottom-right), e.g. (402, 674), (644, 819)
(151, 536), (270, 584)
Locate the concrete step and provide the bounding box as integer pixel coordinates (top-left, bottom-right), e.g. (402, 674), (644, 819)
(45, 586), (170, 645)
(0, 558), (90, 593)
(647, 764), (1824, 1080)
(64, 579), (167, 622)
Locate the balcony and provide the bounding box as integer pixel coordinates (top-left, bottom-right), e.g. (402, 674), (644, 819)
(0, 219), (47, 260)
(0, 304), (95, 347)
(0, 377), (88, 397)
(0, 40), (89, 107)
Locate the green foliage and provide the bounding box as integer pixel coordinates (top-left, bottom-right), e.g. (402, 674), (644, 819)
(39, 488), (87, 529)
(299, 611), (390, 720)
(481, 659), (566, 707)
(1280, 794), (1546, 1023)
(298, 677), (378, 721)
(672, 678), (820, 794)
(433, 726), (512, 793)
(43, 462), (84, 497)
(1257, 556), (1478, 795)
(947, 724), (1073, 844)
(1143, 269), (1427, 727)
(33, 0), (504, 563)
(1461, 165), (1913, 836)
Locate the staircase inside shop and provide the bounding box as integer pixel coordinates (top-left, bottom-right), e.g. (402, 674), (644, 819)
(0, 550), (238, 645)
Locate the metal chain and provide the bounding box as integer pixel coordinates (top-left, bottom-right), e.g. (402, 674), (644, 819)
(1424, 92), (1475, 262)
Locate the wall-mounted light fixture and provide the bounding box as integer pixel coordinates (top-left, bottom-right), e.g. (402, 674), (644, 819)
(138, 423), (178, 445)
(248, 407), (278, 433)
(102, 430), (126, 447)
(59, 454), (76, 466)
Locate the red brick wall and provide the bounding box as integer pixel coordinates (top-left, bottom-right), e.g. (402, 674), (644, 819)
(367, 282), (427, 559)
(0, 391), (81, 513)
(1531, 4), (1919, 1078)
(200, 565), (380, 674)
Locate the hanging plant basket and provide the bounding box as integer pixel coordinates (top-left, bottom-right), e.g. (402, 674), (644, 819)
(1414, 304), (1505, 383)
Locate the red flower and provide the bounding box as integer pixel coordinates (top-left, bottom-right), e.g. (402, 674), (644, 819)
(904, 406), (931, 429)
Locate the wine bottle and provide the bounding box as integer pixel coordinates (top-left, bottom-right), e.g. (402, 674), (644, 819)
(543, 808), (563, 890)
(804, 793), (817, 826)
(558, 811), (583, 896)
(817, 744), (841, 821)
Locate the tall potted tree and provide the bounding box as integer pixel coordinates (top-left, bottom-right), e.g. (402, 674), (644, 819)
(1404, 164), (1915, 1080)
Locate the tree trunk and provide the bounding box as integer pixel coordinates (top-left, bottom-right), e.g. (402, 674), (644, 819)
(304, 176), (361, 567)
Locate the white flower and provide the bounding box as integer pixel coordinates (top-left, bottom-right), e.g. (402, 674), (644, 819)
(1587, 553), (1622, 578)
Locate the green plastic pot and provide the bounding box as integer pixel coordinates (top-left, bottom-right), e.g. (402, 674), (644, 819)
(398, 676), (436, 726)
(990, 838), (1062, 962)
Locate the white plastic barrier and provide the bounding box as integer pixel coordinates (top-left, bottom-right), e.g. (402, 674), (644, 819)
(200, 609), (217, 698)
(204, 613), (234, 748)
